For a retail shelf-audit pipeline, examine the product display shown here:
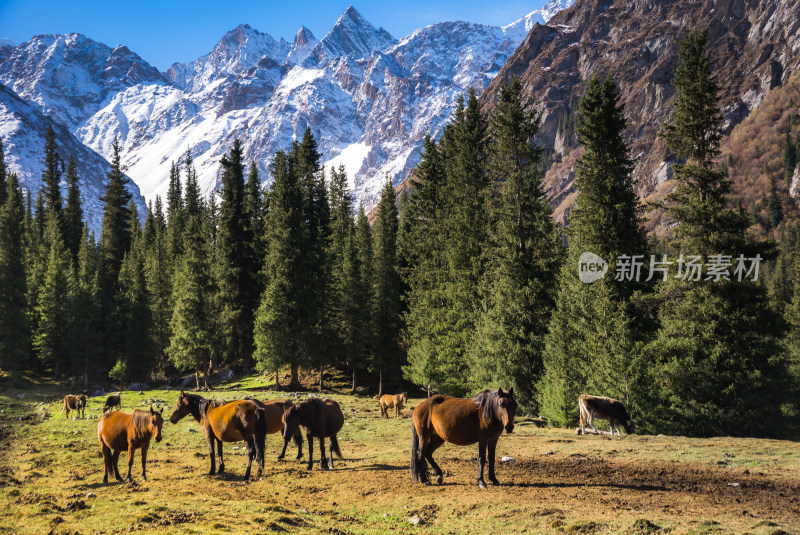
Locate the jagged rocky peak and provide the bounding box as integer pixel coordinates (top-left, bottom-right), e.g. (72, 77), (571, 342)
(308, 5), (396, 64)
(287, 25), (318, 64)
(293, 25), (316, 48)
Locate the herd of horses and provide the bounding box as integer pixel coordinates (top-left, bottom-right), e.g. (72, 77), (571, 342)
(64, 387), (632, 488)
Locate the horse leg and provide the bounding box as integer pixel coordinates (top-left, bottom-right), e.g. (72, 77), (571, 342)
(140, 443), (149, 482)
(423, 436), (444, 485)
(243, 438), (253, 481)
(306, 432), (314, 471)
(101, 444), (111, 484)
(487, 439), (499, 486)
(126, 444), (136, 484)
(216, 438), (225, 474)
(295, 430), (304, 460)
(477, 439), (488, 489)
(319, 435), (329, 470)
(206, 435), (216, 475)
(415, 427), (431, 485)
(112, 450), (123, 482)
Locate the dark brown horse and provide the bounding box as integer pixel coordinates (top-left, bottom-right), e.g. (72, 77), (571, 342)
(250, 398), (303, 459)
(97, 407), (163, 484)
(411, 388), (517, 488)
(168, 392), (266, 480)
(61, 394), (87, 419)
(278, 397), (344, 470)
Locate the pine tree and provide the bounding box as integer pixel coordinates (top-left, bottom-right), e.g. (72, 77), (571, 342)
(254, 151), (304, 386)
(470, 77), (562, 410)
(64, 157), (83, 266)
(41, 125), (63, 237)
(785, 117), (797, 184)
(116, 234), (151, 383)
(33, 215), (73, 379)
(68, 225), (101, 387)
(143, 198), (171, 373)
(165, 160), (184, 265)
(372, 179), (401, 396)
(540, 76), (645, 426)
(353, 204), (374, 390)
(0, 173), (29, 372)
(644, 30), (793, 437)
(244, 161), (265, 308)
(0, 137), (7, 207)
(213, 139), (253, 366)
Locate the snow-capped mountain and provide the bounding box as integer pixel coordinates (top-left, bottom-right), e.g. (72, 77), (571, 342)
(503, 0), (575, 41)
(0, 84), (146, 232)
(0, 3), (574, 212)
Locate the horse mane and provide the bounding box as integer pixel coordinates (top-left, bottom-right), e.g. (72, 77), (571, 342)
(199, 397), (226, 415)
(131, 409), (153, 437)
(471, 390), (515, 423)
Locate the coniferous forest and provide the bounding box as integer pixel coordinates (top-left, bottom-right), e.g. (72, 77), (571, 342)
(1, 31), (799, 439)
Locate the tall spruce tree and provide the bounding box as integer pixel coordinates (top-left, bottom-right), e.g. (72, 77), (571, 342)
(470, 77), (562, 410)
(353, 204), (374, 390)
(539, 76), (645, 426)
(41, 126), (63, 238)
(214, 139), (253, 366)
(644, 30), (793, 437)
(254, 151), (304, 386)
(143, 198), (171, 372)
(0, 173), (29, 372)
(0, 137), (7, 207)
(69, 225), (101, 387)
(64, 157), (83, 266)
(372, 179), (401, 396)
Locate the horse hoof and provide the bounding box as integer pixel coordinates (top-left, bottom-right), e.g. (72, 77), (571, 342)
(422, 480), (431, 486)
(478, 481), (487, 489)
(490, 479), (500, 486)
(306, 465), (313, 471)
(436, 475), (443, 485)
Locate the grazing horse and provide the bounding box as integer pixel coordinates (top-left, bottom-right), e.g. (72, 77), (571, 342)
(61, 394), (87, 419)
(578, 394), (635, 436)
(168, 392), (266, 480)
(250, 398), (303, 459)
(97, 407), (163, 484)
(103, 394), (122, 413)
(278, 397), (344, 471)
(411, 388), (517, 489)
(379, 392), (408, 418)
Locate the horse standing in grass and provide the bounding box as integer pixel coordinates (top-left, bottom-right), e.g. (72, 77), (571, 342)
(379, 392), (408, 418)
(250, 398), (303, 459)
(97, 407), (163, 484)
(61, 394), (87, 419)
(168, 392), (266, 480)
(278, 397), (344, 470)
(411, 388), (517, 488)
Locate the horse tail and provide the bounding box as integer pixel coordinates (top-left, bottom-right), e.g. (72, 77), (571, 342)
(329, 434), (342, 459)
(410, 421), (425, 482)
(254, 407), (267, 467)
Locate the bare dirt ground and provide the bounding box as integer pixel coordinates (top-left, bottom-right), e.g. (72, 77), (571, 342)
(1, 383), (798, 534)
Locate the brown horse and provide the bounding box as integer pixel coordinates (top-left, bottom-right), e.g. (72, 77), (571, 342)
(250, 398), (303, 459)
(411, 388), (517, 488)
(61, 394), (87, 419)
(97, 407), (163, 484)
(168, 392), (266, 480)
(278, 397), (344, 471)
(380, 392), (408, 418)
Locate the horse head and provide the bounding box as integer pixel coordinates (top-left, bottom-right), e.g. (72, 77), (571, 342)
(169, 391), (195, 424)
(399, 392), (408, 404)
(150, 406), (164, 442)
(624, 419), (636, 435)
(497, 388), (517, 434)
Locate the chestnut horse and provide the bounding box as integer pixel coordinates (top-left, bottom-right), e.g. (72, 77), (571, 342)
(250, 398), (303, 459)
(168, 392), (266, 480)
(97, 407), (163, 484)
(278, 397), (344, 471)
(379, 392), (408, 418)
(411, 388), (517, 488)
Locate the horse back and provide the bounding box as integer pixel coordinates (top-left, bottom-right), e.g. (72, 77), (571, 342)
(98, 411), (133, 451)
(321, 399), (344, 437)
(256, 399), (293, 434)
(206, 400), (256, 442)
(427, 397), (483, 446)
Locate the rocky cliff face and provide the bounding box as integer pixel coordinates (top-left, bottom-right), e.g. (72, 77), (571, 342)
(481, 0), (800, 222)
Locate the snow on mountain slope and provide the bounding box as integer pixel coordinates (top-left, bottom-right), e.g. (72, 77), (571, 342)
(0, 84), (147, 232)
(2, 3), (575, 213)
(0, 33), (167, 130)
(503, 0), (576, 41)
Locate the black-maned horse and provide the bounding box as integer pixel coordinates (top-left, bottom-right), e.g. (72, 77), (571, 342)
(278, 397), (344, 471)
(411, 388), (517, 488)
(168, 392), (266, 480)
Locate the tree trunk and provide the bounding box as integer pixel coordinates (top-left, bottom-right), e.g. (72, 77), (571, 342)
(351, 368), (357, 392)
(275, 370), (280, 388)
(205, 353), (213, 391)
(54, 361), (60, 381)
(319, 364), (324, 392)
(83, 356), (89, 390)
(290, 363), (300, 388)
(195, 369), (201, 391)
(378, 369), (383, 397)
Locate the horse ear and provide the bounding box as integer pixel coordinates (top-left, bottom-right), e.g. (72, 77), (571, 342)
(508, 387), (514, 397)
(498, 387), (504, 395)
(180, 390), (185, 396)
(160, 408), (164, 415)
(150, 406), (155, 415)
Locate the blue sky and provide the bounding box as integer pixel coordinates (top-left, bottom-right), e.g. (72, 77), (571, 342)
(0, 1), (547, 71)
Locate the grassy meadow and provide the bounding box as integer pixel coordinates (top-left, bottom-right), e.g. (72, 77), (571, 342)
(1, 374), (799, 534)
